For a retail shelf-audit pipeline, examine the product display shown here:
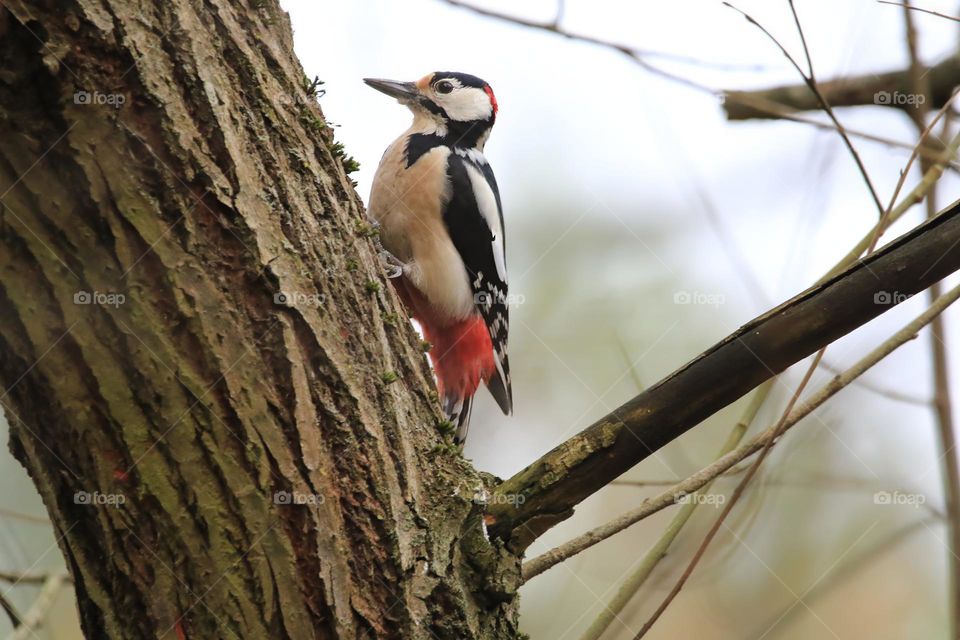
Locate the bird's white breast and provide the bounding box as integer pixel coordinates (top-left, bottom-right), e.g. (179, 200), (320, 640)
(368, 140), (475, 323)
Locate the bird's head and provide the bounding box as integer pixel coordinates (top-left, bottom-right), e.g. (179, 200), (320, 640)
(364, 72), (497, 147)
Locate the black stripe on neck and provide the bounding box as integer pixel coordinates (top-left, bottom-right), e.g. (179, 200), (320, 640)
(404, 121), (490, 167)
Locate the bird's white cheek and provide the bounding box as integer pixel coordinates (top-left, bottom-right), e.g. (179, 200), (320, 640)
(441, 92), (492, 122)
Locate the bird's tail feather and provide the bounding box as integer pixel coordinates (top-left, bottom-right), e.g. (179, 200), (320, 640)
(444, 393), (474, 444)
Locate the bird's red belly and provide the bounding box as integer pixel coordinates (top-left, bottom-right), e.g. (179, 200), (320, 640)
(392, 276), (494, 400)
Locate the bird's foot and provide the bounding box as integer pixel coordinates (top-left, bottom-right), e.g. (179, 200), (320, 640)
(380, 250), (405, 279)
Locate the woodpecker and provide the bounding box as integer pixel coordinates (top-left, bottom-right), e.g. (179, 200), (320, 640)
(364, 71), (512, 442)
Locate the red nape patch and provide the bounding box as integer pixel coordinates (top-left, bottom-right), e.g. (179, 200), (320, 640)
(484, 85), (498, 115)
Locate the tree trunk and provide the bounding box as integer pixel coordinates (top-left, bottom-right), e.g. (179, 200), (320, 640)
(0, 1), (520, 638)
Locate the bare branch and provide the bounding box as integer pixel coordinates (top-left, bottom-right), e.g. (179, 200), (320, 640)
(818, 359), (930, 405)
(0, 571), (69, 586)
(725, 90), (958, 169)
(439, 0), (762, 75)
(880, 1), (960, 23)
(0, 593), (22, 630)
(723, 55), (960, 120)
(824, 127), (960, 280)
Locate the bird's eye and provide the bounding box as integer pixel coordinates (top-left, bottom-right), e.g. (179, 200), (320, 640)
(435, 80), (454, 94)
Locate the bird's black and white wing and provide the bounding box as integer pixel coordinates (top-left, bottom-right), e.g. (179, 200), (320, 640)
(443, 149), (513, 415)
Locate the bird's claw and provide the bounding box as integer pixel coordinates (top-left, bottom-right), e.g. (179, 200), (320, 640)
(380, 250), (404, 279)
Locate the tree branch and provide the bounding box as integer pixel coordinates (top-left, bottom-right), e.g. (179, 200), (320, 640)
(490, 198), (960, 550)
(723, 55), (960, 121)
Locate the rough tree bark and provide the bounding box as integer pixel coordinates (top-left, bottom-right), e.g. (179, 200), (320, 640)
(0, 1), (519, 638)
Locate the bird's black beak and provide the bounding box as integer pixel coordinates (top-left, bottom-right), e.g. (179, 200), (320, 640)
(363, 78), (419, 102)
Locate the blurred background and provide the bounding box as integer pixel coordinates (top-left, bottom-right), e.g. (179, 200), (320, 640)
(4, 0), (960, 638)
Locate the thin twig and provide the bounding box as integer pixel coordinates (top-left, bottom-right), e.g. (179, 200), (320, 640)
(857, 69), (960, 262)
(928, 274), (960, 637)
(0, 593), (22, 630)
(0, 509), (50, 526)
(439, 0), (765, 74)
(818, 359), (930, 406)
(0, 571), (63, 586)
(724, 90), (959, 169)
(7, 573), (68, 640)
(612, 473), (919, 493)
(725, 1), (885, 216)
(823, 120), (960, 281)
(879, 0), (960, 22)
